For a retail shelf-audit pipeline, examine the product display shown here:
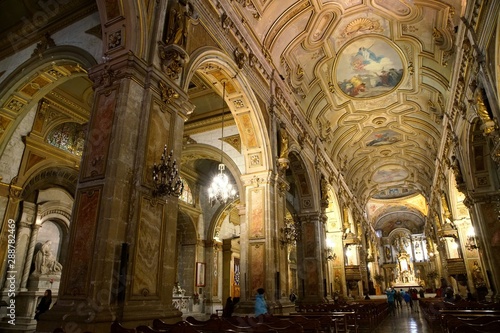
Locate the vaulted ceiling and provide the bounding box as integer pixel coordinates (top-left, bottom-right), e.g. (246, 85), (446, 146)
(0, 0), (467, 237)
(225, 0), (465, 235)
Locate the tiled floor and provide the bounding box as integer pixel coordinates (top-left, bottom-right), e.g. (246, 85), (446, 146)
(372, 302), (432, 333)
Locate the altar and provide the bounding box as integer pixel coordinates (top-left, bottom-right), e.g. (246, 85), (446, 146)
(392, 251), (422, 288)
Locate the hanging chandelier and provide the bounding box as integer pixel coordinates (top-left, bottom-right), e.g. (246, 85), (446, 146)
(152, 145), (184, 197)
(208, 81), (238, 206)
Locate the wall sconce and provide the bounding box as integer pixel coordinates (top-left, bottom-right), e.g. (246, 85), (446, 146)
(465, 226), (479, 251)
(280, 217), (300, 246)
(152, 145), (184, 197)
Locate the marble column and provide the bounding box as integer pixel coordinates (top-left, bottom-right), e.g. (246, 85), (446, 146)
(10, 202), (36, 291)
(37, 51), (193, 332)
(466, 195), (500, 301)
(20, 223), (40, 290)
(0, 185), (22, 290)
(238, 171), (279, 312)
(296, 213), (327, 303)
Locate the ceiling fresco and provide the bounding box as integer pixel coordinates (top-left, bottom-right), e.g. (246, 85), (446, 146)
(228, 0), (463, 234)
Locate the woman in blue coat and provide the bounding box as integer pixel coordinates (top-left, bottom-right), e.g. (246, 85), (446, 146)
(255, 288), (268, 316)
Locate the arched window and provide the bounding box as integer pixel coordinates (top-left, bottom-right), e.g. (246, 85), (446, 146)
(180, 178), (193, 204)
(46, 122), (86, 156)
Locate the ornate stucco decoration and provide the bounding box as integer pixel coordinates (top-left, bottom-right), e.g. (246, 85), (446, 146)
(158, 43), (189, 82)
(233, 0), (261, 19)
(93, 65), (120, 88)
(277, 125), (289, 174)
(473, 88), (497, 136)
(159, 81), (179, 104)
(31, 33), (56, 58)
(234, 48), (246, 69)
(107, 29), (122, 50)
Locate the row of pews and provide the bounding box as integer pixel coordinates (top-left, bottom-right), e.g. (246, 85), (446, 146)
(294, 299), (389, 332)
(419, 298), (500, 332)
(52, 299), (389, 333)
(109, 314), (334, 333)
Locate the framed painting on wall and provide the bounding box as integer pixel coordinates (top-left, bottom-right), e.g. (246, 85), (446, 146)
(196, 262), (206, 287)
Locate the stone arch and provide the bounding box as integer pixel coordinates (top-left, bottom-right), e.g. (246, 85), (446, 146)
(34, 216), (70, 276)
(207, 200), (241, 244)
(94, 0), (147, 59)
(467, 119), (491, 190)
(287, 150), (318, 212)
(176, 209), (198, 296)
(183, 49), (272, 173)
(21, 166), (79, 201)
(181, 144), (243, 203)
(0, 46), (97, 156)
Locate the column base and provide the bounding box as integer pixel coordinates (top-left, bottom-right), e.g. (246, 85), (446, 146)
(35, 300), (183, 332)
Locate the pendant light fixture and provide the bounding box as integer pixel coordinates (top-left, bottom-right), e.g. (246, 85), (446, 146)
(207, 81), (238, 206)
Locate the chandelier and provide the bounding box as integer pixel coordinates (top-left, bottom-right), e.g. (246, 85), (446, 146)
(208, 81), (238, 206)
(152, 145), (184, 197)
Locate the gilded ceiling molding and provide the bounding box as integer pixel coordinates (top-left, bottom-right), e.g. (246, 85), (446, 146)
(341, 17), (383, 39)
(372, 0), (413, 19)
(263, 1), (311, 50)
(280, 56), (306, 99)
(232, 0), (261, 19)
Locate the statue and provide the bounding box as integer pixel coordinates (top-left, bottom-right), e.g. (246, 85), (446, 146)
(279, 126), (289, 159)
(472, 261), (486, 288)
(33, 240), (62, 276)
(173, 281), (185, 296)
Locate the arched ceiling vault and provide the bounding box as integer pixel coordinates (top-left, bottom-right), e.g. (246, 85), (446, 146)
(226, 0), (464, 233)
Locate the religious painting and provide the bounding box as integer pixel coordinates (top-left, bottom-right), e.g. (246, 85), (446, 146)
(196, 262), (206, 287)
(372, 165), (409, 183)
(385, 246), (392, 260)
(366, 130), (401, 147)
(335, 36), (404, 98)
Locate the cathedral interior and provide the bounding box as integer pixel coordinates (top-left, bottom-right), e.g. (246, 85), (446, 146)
(0, 0), (499, 332)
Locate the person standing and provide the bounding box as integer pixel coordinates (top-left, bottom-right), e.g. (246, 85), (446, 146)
(395, 289), (403, 309)
(34, 289), (52, 320)
(222, 297), (234, 317)
(386, 288), (396, 316)
(402, 290), (413, 311)
(255, 288), (268, 316)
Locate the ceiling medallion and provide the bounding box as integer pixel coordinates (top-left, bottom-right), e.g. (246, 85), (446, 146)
(372, 116), (387, 125)
(334, 36), (404, 99)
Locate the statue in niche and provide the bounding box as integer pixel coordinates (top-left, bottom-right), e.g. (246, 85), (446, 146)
(33, 240), (62, 276)
(173, 282), (185, 296)
(472, 261), (486, 288)
(279, 125), (289, 159)
(385, 246), (392, 260)
(165, 1), (193, 47)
